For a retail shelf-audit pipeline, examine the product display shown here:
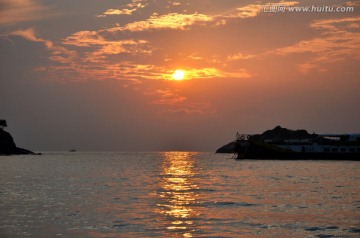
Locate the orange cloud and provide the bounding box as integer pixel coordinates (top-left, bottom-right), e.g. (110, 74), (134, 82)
(184, 68), (251, 79)
(0, 0), (49, 25)
(102, 1), (300, 33)
(150, 89), (187, 105)
(49, 46), (77, 65)
(345, 1), (360, 7)
(8, 28), (78, 67)
(10, 28), (53, 48)
(8, 29), (151, 82)
(224, 1), (299, 20)
(154, 67), (252, 81)
(230, 4), (263, 19)
(63, 30), (149, 50)
(227, 53), (256, 61)
(157, 102), (216, 116)
(274, 17), (360, 73)
(97, 0), (146, 17)
(62, 30), (105, 47)
(62, 30), (152, 63)
(110, 13), (214, 32)
(311, 17), (360, 31)
(147, 88), (216, 116)
(44, 61), (168, 83)
(159, 108), (205, 115)
(99, 8), (137, 16)
(23, 2), (263, 83)
(145, 88), (209, 116)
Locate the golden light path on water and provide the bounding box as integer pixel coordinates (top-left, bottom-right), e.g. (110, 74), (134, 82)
(156, 152), (199, 237)
(1, 153), (360, 237)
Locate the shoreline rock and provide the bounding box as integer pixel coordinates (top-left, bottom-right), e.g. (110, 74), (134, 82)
(216, 126), (318, 153)
(216, 141), (236, 153)
(0, 129), (37, 155)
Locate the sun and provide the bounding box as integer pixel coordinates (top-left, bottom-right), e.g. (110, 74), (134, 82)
(172, 69), (185, 80)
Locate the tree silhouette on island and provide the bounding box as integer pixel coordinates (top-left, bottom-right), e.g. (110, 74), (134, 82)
(0, 119), (7, 130)
(0, 119), (37, 155)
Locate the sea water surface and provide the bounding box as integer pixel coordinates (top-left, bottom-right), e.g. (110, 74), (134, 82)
(1, 152), (359, 237)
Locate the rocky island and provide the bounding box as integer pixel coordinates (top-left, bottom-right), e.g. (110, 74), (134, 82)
(217, 126), (360, 160)
(216, 126), (316, 153)
(0, 119), (37, 155)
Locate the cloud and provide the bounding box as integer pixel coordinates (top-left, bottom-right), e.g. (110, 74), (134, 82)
(228, 4), (263, 19)
(182, 68), (251, 79)
(224, 1), (299, 20)
(157, 102), (216, 116)
(227, 53), (256, 61)
(274, 17), (360, 73)
(110, 12), (214, 32)
(310, 17), (360, 31)
(9, 28), (77, 65)
(149, 89), (187, 105)
(10, 28), (53, 48)
(10, 2), (262, 83)
(345, 1), (360, 7)
(0, 0), (49, 25)
(147, 89), (215, 115)
(102, 1), (300, 33)
(98, 8), (137, 17)
(62, 31), (152, 63)
(158, 108), (205, 115)
(7, 28), (78, 76)
(44, 62), (168, 83)
(97, 0), (146, 17)
(63, 30), (150, 50)
(44, 48), (251, 82)
(25, 26), (252, 83)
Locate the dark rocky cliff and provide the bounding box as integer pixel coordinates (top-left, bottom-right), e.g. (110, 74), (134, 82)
(216, 126), (318, 153)
(0, 129), (36, 155)
(216, 141), (236, 153)
(253, 126), (317, 141)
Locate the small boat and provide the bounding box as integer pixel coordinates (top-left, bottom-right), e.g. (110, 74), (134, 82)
(69, 149), (77, 152)
(234, 126), (360, 160)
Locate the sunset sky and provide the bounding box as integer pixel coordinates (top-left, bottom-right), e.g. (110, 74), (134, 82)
(1, 0), (359, 151)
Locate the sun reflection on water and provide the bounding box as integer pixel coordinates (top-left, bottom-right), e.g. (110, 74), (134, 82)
(156, 151), (200, 236)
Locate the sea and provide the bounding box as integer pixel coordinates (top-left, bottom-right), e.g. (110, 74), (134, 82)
(0, 152), (359, 238)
